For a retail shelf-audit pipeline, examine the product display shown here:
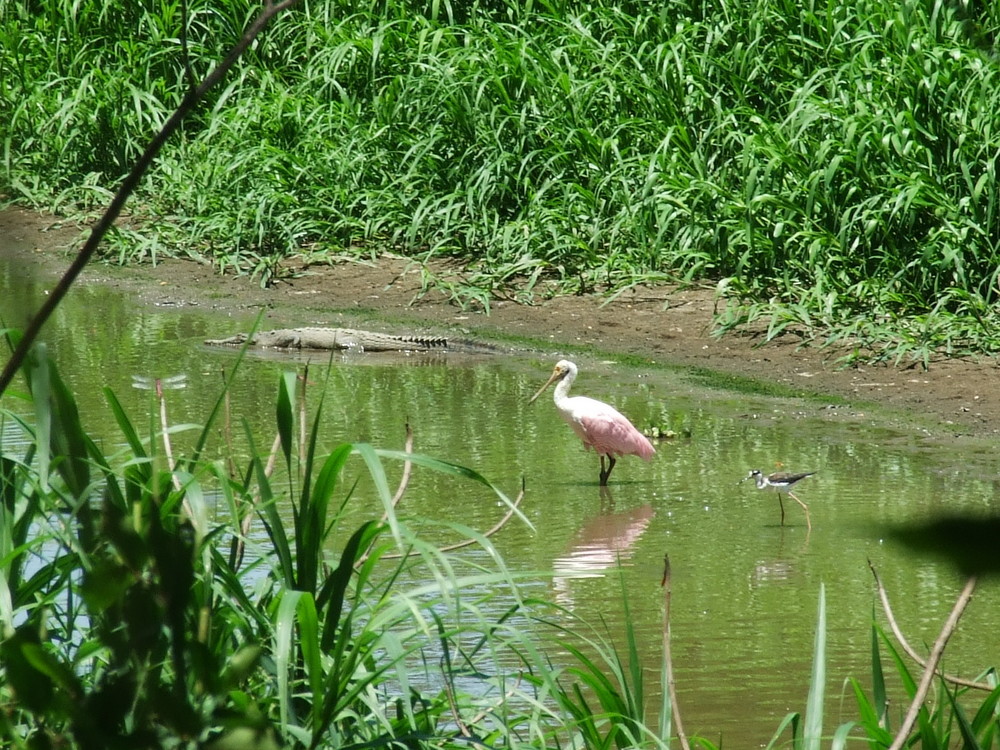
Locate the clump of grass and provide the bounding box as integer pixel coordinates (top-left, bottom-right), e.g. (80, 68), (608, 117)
(850, 620), (1000, 749)
(0, 340), (551, 747)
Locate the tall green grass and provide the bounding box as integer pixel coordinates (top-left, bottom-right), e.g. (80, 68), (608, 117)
(2, 1), (1000, 353)
(0, 341), (552, 748)
(10, 333), (788, 748)
(0, 0), (1000, 354)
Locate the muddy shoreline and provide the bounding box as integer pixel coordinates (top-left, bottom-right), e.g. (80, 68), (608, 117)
(3, 205), (999, 441)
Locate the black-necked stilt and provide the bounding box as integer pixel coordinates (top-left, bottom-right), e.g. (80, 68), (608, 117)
(740, 469), (815, 530)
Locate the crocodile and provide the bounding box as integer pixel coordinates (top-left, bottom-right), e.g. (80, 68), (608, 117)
(205, 327), (497, 353)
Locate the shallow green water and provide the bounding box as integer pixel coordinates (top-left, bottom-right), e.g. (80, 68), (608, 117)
(3, 241), (998, 747)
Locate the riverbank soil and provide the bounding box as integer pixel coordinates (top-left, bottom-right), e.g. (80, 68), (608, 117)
(3, 206), (999, 438)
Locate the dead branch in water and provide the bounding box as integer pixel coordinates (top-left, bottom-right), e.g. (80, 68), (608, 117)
(387, 423), (415, 513)
(381, 477), (526, 560)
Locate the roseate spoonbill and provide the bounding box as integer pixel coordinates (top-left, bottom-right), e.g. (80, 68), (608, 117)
(739, 469), (814, 530)
(529, 360), (655, 486)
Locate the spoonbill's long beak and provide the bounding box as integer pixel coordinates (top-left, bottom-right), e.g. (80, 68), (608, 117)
(529, 368), (562, 403)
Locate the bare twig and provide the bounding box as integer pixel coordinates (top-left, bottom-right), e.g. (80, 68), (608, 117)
(360, 423), (417, 564)
(382, 479), (526, 560)
(888, 575), (979, 750)
(387, 422), (415, 512)
(439, 657), (526, 740)
(869, 562), (991, 691)
(0, 0), (302, 399)
(298, 364), (309, 465)
(461, 674), (524, 727)
(363, 424), (524, 563)
(155, 379), (183, 493)
(440, 663), (474, 739)
(661, 553), (690, 750)
(263, 431), (283, 483)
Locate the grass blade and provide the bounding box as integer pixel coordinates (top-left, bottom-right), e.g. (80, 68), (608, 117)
(803, 583), (826, 750)
(276, 370), (296, 470)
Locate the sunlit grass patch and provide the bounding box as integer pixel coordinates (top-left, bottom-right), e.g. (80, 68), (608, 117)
(2, 0), (1000, 358)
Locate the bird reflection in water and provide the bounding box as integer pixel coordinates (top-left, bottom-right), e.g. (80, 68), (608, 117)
(552, 496), (655, 608)
(750, 559), (795, 586)
(749, 525), (812, 588)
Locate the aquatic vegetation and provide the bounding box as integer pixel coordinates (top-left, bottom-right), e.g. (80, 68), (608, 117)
(0, 343), (536, 747)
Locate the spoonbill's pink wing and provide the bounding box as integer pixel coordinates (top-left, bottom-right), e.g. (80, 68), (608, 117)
(577, 411), (655, 460)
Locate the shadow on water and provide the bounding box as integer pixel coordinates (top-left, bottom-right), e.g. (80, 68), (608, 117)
(2, 238), (999, 746)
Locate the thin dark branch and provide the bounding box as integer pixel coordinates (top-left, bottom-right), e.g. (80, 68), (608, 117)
(0, 0), (302, 398)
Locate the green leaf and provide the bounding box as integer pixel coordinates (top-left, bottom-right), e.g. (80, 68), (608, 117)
(221, 644), (264, 692)
(21, 642), (82, 699)
(187, 312), (261, 468)
(830, 721), (856, 750)
(205, 726), (282, 750)
(246, 421), (294, 587)
(42, 350), (91, 499)
(0, 626), (54, 713)
(318, 520), (380, 651)
(765, 712), (801, 750)
(374, 448), (532, 530)
(80, 558), (132, 611)
(276, 371), (297, 470)
(946, 686), (982, 750)
(870, 618), (888, 731)
(103, 386), (147, 460)
(969, 682), (1000, 736)
(274, 589), (318, 732)
(311, 443), (351, 528)
(803, 583), (826, 750)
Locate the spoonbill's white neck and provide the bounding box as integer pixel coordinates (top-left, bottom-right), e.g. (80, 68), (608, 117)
(552, 361), (578, 403)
